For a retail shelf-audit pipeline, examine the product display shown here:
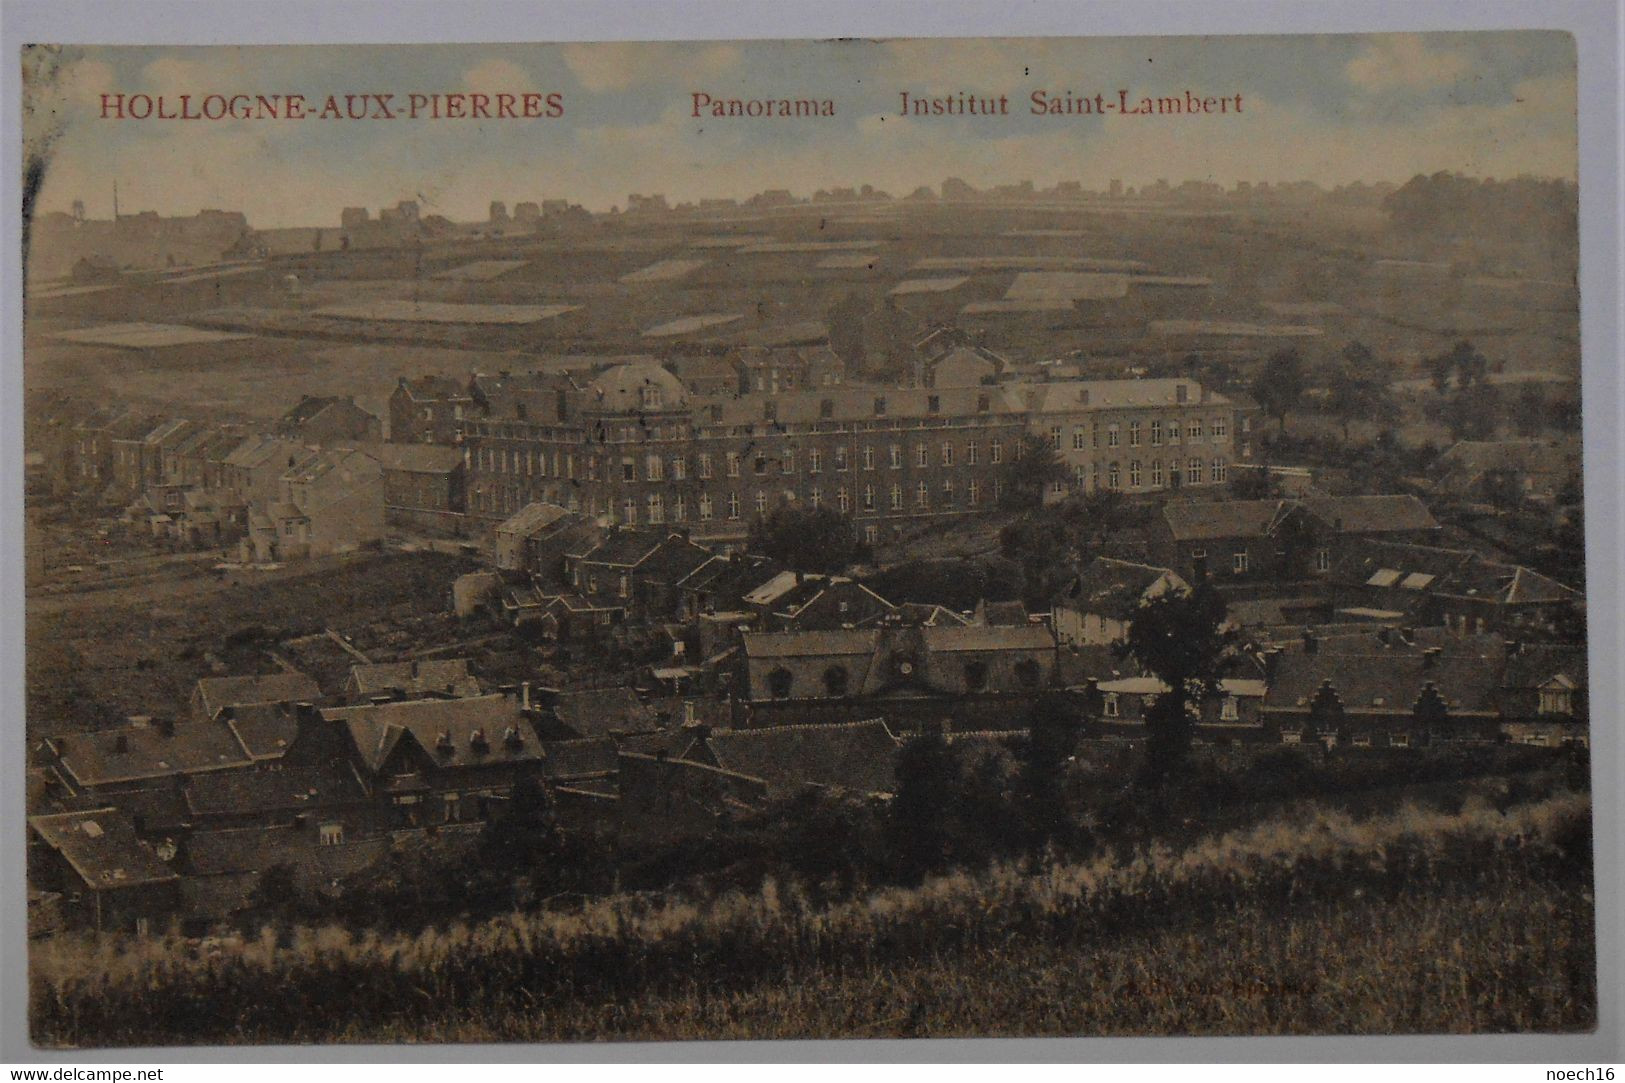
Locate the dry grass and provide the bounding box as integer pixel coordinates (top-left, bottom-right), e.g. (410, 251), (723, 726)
(31, 790), (1594, 1047)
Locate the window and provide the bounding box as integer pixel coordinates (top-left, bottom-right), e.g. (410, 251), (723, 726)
(1129, 461), (1141, 488)
(319, 822), (344, 846)
(672, 456), (686, 480)
(915, 444), (928, 468)
(1168, 420), (1182, 445)
(808, 449), (821, 474)
(809, 487), (821, 508)
(726, 452), (740, 477)
(1151, 420), (1163, 446)
(864, 525), (878, 545)
(823, 666), (849, 697)
(1211, 417), (1227, 439)
(1051, 480), (1067, 498)
(646, 454), (663, 481)
(1315, 548), (1331, 573)
(990, 440), (1003, 464)
(699, 493), (714, 521)
(1049, 426), (1063, 449)
(698, 453), (713, 479)
(837, 487), (850, 512)
(863, 446), (875, 471)
(1106, 424), (1120, 448)
(915, 481), (929, 507)
(888, 444), (901, 469)
(942, 478), (955, 502)
(967, 441), (979, 465)
(1390, 733), (1410, 749)
(1014, 659), (1042, 689)
(835, 446), (849, 471)
(727, 492), (740, 519)
(619, 574), (631, 598)
(641, 385), (663, 410)
(967, 480), (979, 505)
(767, 667), (794, 699)
(1072, 429), (1087, 451)
(1103, 693), (1120, 718)
(890, 483), (903, 510)
(1188, 419), (1204, 442)
(1220, 696), (1239, 721)
(647, 493), (664, 523)
(1540, 687), (1574, 715)
(755, 491), (768, 516)
(754, 454), (768, 476)
(622, 497), (637, 524)
(673, 494), (686, 521)
(1151, 460), (1164, 487)
(862, 485), (876, 512)
(1129, 421), (1141, 447)
(1189, 457), (1203, 482)
(782, 450), (795, 474)
(1232, 551), (1249, 575)
(941, 442), (954, 467)
(964, 661), (988, 691)
(621, 458), (636, 482)
(1107, 462), (1120, 490)
(1211, 459), (1226, 483)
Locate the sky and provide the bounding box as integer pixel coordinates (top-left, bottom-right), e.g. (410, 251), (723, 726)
(21, 32), (1578, 229)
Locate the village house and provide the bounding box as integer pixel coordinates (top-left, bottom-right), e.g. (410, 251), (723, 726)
(389, 374), (474, 444)
(220, 435), (309, 511)
(1151, 499), (1308, 583)
(742, 622), (1059, 729)
(1085, 675), (1268, 742)
(730, 345), (847, 394)
(663, 355), (741, 397)
(243, 447), (384, 562)
(1429, 438), (1581, 505)
(1051, 557), (1190, 647)
(564, 528), (714, 620)
(343, 658), (482, 702)
(274, 394), (382, 446)
(1497, 643), (1589, 747)
(492, 502), (598, 576)
(190, 671), (322, 723)
(28, 808), (180, 934)
(741, 570), (896, 631)
(376, 442), (466, 530)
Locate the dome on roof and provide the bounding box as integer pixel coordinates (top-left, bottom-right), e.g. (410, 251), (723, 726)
(586, 361), (688, 414)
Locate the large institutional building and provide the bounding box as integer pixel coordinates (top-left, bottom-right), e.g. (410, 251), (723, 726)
(429, 360), (1257, 543)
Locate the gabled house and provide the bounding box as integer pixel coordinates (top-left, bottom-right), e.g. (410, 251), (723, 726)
(344, 658), (481, 702)
(1497, 643), (1588, 746)
(389, 374), (473, 445)
(741, 571), (895, 631)
(36, 719), (257, 795)
(28, 808), (180, 933)
(1151, 499), (1310, 582)
(565, 529), (713, 618)
(1332, 539), (1582, 636)
(1051, 557), (1189, 646)
(190, 671), (322, 723)
(275, 395), (381, 446)
(244, 447), (384, 561)
(376, 442), (466, 528)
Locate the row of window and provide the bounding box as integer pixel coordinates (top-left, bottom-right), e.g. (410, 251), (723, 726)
(1051, 416), (1233, 451)
(472, 440), (1016, 482)
(1052, 457), (1230, 494)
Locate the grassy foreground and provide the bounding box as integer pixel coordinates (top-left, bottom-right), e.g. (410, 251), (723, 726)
(32, 792), (1595, 1046)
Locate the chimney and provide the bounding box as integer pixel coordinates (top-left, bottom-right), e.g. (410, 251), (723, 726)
(1422, 646), (1442, 669)
(1302, 629), (1318, 654)
(504, 726), (524, 750)
(520, 681), (532, 711)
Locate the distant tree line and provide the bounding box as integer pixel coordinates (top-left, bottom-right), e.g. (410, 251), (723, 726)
(1383, 172), (1577, 247)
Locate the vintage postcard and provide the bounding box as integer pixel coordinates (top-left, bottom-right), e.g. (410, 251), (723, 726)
(18, 32), (1593, 1047)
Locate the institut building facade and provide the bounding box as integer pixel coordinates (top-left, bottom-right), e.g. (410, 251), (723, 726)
(457, 362), (1256, 543)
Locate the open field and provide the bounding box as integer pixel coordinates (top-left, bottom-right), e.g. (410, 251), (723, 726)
(29, 790), (1593, 1046)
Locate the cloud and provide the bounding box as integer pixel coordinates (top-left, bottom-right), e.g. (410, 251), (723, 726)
(463, 58), (541, 96)
(1345, 35), (1471, 91)
(563, 42), (739, 93)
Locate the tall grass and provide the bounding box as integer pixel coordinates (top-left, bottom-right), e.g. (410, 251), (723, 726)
(31, 791), (1594, 1046)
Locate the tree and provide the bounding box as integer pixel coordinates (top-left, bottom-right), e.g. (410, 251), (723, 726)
(997, 432), (1068, 511)
(747, 505), (871, 574)
(1325, 341), (1397, 443)
(1251, 348), (1306, 435)
(886, 731), (966, 882)
(1444, 380), (1503, 441)
(1010, 692), (1085, 859)
(1116, 579), (1237, 788)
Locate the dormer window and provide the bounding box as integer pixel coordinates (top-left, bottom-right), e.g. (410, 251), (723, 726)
(641, 386), (663, 410)
(976, 394), (990, 413)
(927, 394), (941, 414)
(873, 397), (887, 417)
(820, 398), (834, 419)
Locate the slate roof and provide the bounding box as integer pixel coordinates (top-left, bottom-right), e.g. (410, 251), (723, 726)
(183, 824), (391, 879)
(398, 374), (471, 401)
(495, 501), (576, 539)
(220, 702), (300, 760)
(573, 529), (671, 567)
(550, 687), (661, 738)
(183, 764), (367, 818)
(1018, 378), (1231, 413)
(700, 720), (903, 798)
(348, 658), (481, 699)
(742, 629), (881, 660)
(322, 693), (544, 772)
(47, 722), (253, 787)
(30, 808), (178, 889)
(1501, 644), (1588, 692)
(1161, 500), (1298, 542)
(1263, 649), (1503, 715)
(538, 737), (620, 779)
(194, 672), (321, 719)
(1301, 494), (1440, 534)
(1061, 557), (1183, 619)
(922, 623), (1056, 653)
(222, 435), (305, 471)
